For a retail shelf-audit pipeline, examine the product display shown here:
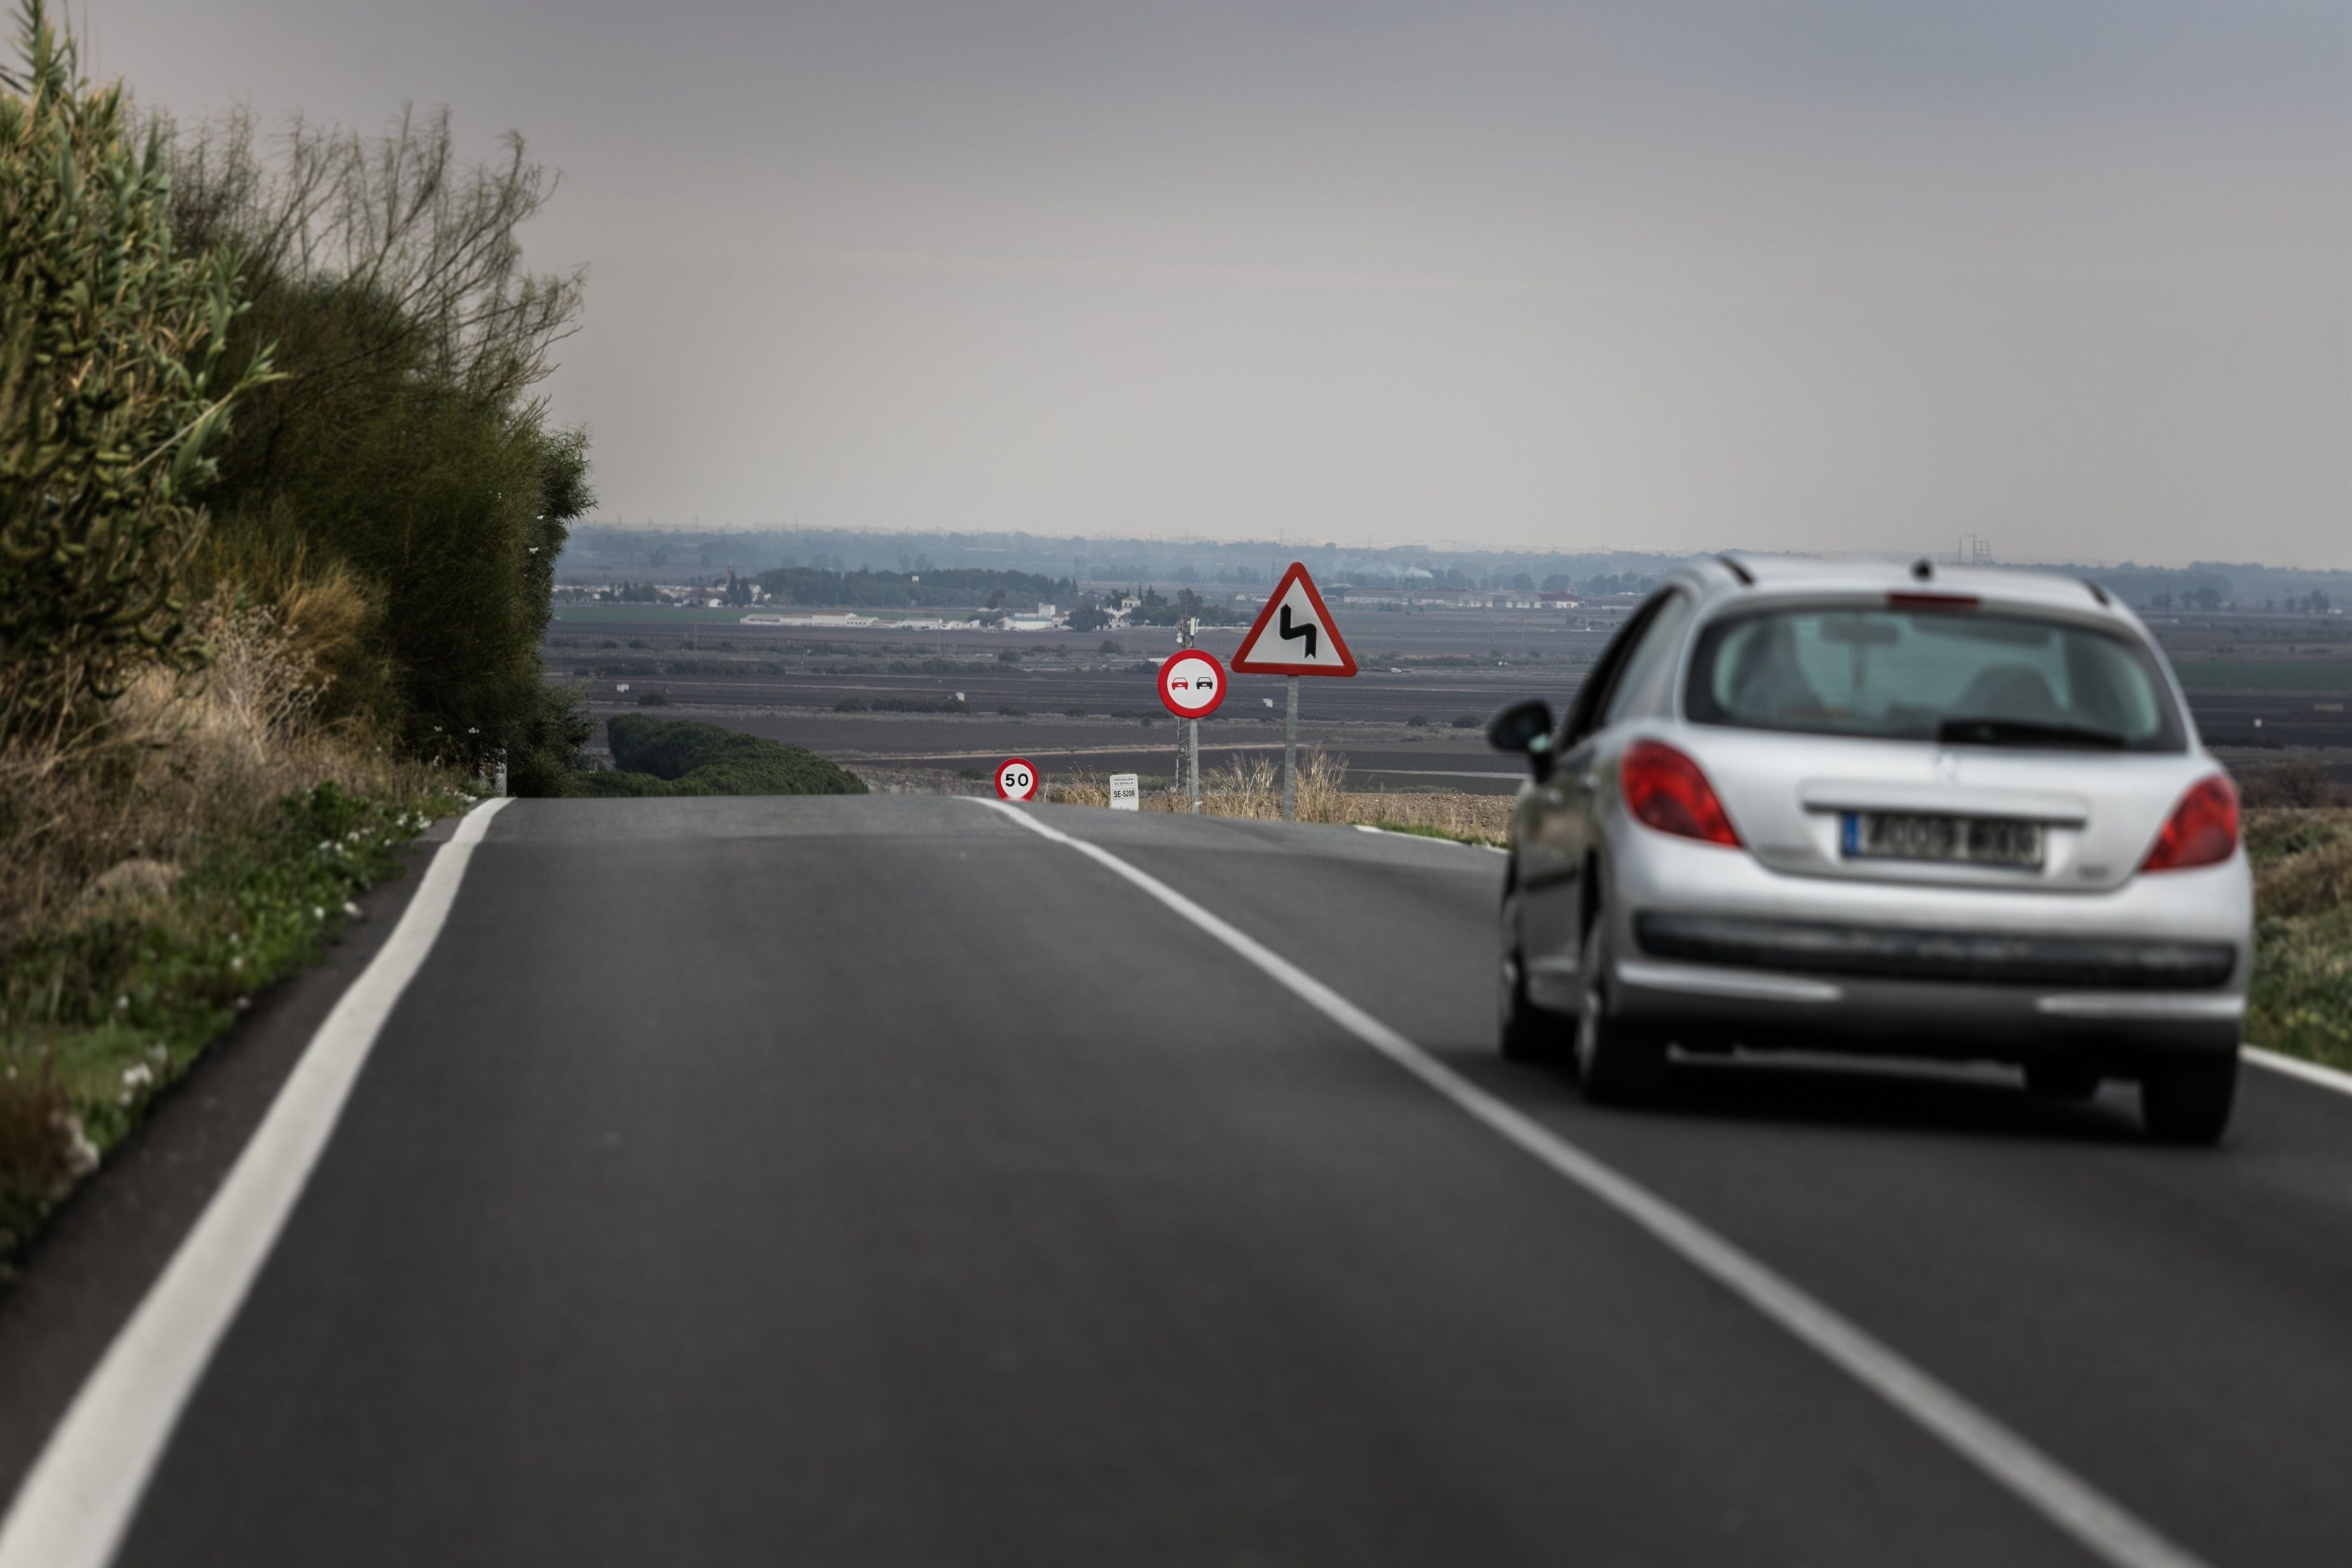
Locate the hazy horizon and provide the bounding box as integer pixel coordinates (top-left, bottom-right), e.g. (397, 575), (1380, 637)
(90, 1), (2352, 568)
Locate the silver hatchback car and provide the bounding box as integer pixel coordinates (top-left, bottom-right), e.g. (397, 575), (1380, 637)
(1489, 555), (2251, 1143)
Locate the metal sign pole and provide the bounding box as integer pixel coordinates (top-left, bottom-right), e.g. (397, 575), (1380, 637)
(1282, 676), (1298, 821)
(1189, 719), (1201, 814)
(1175, 615), (1195, 807)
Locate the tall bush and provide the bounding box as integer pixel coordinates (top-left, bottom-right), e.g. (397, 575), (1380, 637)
(0, 0), (270, 747)
(161, 106), (592, 789)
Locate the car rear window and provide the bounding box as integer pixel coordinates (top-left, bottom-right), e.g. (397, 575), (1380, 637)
(1683, 603), (2186, 751)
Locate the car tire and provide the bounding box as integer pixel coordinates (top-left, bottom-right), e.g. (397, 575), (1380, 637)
(1574, 918), (1667, 1105)
(2024, 1061), (2101, 1101)
(1498, 947), (1557, 1063)
(2140, 1053), (2238, 1145)
(1498, 876), (1560, 1062)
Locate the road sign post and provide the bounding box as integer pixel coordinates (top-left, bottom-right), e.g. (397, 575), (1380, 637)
(1282, 676), (1298, 820)
(994, 757), (1039, 802)
(1232, 562), (1358, 822)
(1156, 648), (1227, 813)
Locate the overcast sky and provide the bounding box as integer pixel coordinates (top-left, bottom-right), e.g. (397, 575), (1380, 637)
(86, 1), (2351, 566)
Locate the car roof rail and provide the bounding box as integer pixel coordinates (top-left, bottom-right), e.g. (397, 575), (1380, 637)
(1716, 552), (1754, 586)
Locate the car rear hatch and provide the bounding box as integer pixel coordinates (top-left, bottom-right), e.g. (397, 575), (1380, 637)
(1672, 592), (2215, 894)
(1689, 730), (2206, 893)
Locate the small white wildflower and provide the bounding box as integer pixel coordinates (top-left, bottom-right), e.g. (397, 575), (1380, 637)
(121, 1063), (153, 1089)
(311, 906), (325, 920)
(235, 996), (250, 1011)
(229, 955), (244, 972)
(342, 901), (362, 918)
(114, 995), (129, 1012)
(53, 1112), (99, 1176)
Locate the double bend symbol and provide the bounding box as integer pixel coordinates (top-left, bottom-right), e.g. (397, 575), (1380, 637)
(1279, 605), (1318, 659)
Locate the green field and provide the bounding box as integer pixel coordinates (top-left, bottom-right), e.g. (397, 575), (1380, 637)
(2171, 660), (2352, 694)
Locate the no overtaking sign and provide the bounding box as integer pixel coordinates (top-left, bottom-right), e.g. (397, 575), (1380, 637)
(1158, 650), (1227, 719)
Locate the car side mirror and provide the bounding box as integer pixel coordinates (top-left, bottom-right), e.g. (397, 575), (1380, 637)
(1487, 699), (1557, 782)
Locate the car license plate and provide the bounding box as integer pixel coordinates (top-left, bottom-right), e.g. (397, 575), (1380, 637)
(1842, 812), (2043, 869)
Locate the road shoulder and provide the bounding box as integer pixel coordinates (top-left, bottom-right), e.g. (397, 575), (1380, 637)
(0, 815), (462, 1504)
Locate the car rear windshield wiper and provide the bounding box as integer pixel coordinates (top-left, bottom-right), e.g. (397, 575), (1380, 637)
(1936, 718), (2129, 750)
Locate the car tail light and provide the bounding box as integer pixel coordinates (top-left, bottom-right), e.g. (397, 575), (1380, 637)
(1622, 740), (1742, 847)
(2141, 775), (2239, 873)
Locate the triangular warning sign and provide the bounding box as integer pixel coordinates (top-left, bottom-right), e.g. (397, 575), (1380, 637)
(1231, 562), (1358, 676)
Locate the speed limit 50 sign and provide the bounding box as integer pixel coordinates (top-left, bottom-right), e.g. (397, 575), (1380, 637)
(994, 757), (1039, 801)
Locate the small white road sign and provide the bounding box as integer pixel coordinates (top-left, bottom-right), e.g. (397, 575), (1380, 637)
(1109, 773), (1140, 811)
(1231, 562), (1357, 676)
(1158, 650), (1228, 719)
(994, 757), (1039, 801)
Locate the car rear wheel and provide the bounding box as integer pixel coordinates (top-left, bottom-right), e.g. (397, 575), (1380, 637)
(1575, 919), (1667, 1105)
(2140, 1053), (2238, 1145)
(2024, 1061), (2101, 1100)
(1498, 948), (1557, 1062)
(1498, 879), (1560, 1062)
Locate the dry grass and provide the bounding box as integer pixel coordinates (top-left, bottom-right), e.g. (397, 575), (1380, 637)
(1044, 748), (1515, 843)
(0, 594), (430, 948)
(0, 594), (459, 1256)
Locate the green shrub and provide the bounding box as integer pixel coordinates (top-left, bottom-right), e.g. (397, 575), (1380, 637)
(0, 1), (273, 746)
(585, 715), (865, 798)
(163, 105), (592, 790)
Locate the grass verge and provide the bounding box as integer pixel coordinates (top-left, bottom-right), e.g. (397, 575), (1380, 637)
(0, 779), (467, 1267)
(1043, 749), (1516, 841)
(2245, 806), (2352, 1070)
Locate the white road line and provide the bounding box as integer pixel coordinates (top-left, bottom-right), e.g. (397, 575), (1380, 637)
(2246, 1046), (2352, 1098)
(0, 798), (513, 1568)
(1353, 822), (1508, 854)
(973, 797), (2210, 1568)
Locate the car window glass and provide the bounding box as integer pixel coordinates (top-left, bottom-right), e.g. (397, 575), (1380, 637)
(1601, 591), (1693, 726)
(1684, 605), (2183, 751)
(1562, 591), (1669, 744)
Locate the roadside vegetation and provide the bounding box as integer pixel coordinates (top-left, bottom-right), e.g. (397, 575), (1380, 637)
(1045, 751), (1511, 843)
(0, 2), (585, 1264)
(584, 716), (867, 798)
(2241, 765), (2352, 1069)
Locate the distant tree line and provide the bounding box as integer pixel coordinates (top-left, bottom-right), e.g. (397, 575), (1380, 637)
(585, 715), (866, 797)
(754, 566), (1076, 608)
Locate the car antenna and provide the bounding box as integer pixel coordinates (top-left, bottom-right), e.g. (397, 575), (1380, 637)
(1716, 552), (1754, 586)
(1911, 558), (1934, 582)
(2080, 578), (2110, 606)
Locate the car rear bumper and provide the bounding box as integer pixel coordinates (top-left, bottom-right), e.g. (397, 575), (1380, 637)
(1597, 832), (2249, 1062)
(1633, 912), (2236, 990)
(1608, 952), (2243, 1061)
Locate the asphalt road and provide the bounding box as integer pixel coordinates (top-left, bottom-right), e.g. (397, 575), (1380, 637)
(38, 796), (2352, 1565)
